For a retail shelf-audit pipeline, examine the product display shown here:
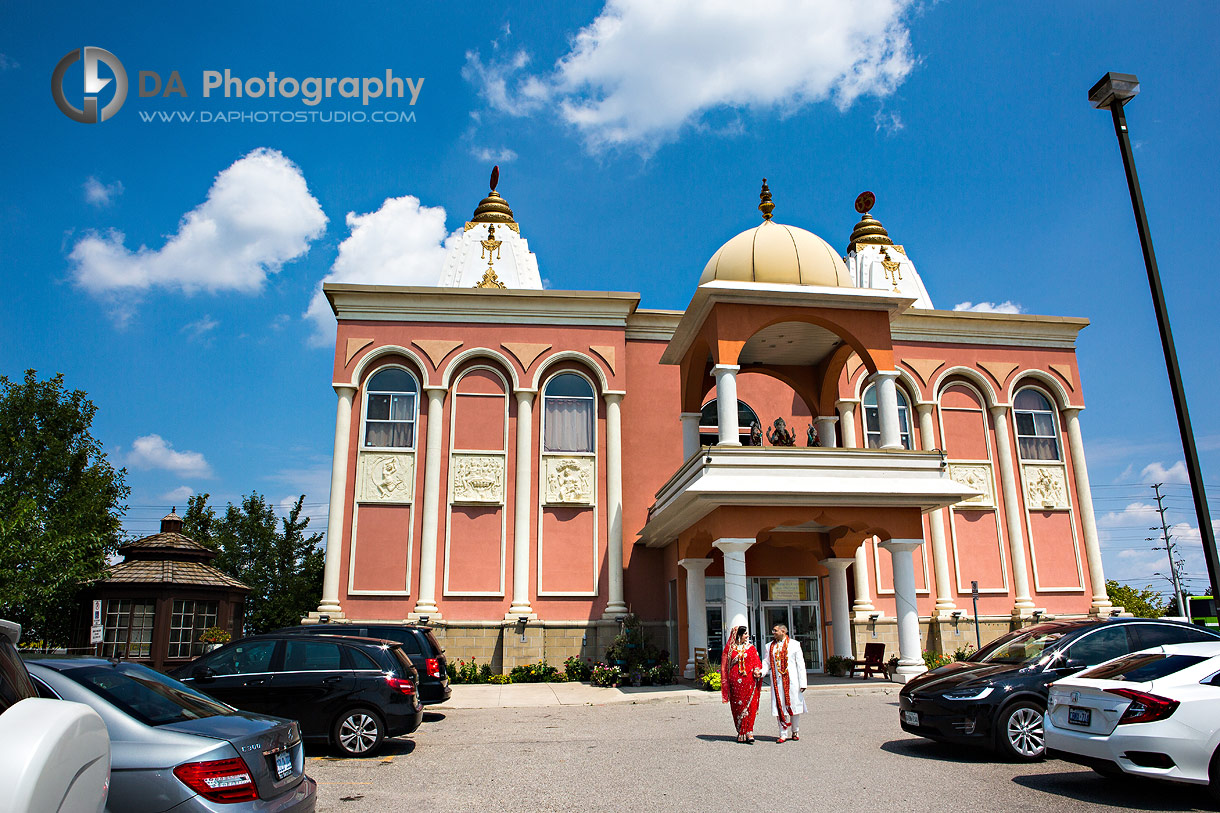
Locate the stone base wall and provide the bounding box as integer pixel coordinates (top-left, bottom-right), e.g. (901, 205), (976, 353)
(431, 620), (670, 673)
(850, 613), (1091, 663)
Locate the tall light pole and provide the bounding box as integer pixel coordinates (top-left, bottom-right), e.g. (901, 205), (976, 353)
(1089, 72), (1220, 602)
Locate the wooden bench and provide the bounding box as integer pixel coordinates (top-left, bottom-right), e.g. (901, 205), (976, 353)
(693, 647), (708, 672)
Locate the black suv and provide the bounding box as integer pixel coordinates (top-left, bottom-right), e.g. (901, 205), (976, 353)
(171, 633), (423, 756)
(899, 617), (1220, 760)
(275, 624), (451, 705)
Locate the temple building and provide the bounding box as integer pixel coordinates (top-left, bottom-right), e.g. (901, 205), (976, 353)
(310, 172), (1112, 682)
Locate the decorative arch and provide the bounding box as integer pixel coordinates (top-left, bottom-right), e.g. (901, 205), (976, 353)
(441, 347), (521, 390)
(854, 366), (922, 403)
(932, 365), (1001, 408)
(1007, 369), (1073, 411)
(530, 350), (609, 392)
(349, 345), (431, 388)
(742, 312), (885, 375)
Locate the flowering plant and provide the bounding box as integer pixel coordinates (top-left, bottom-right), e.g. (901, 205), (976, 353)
(198, 627), (231, 645)
(564, 655), (593, 682)
(700, 670), (721, 691)
(590, 662), (621, 687)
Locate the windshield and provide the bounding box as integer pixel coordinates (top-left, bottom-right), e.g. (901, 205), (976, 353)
(65, 662), (234, 726)
(974, 627), (1069, 665)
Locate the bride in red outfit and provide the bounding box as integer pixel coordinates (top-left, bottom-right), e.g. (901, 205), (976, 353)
(721, 625), (762, 744)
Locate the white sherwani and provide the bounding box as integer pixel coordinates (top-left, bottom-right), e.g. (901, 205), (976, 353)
(760, 638), (807, 718)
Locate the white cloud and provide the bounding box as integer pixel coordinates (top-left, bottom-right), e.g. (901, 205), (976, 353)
(127, 434), (213, 478)
(181, 315), (218, 342)
(267, 465), (332, 531)
(160, 485), (195, 503)
(464, 0), (917, 153)
(1098, 501), (1159, 529)
(952, 300), (1024, 314)
(1140, 460), (1190, 485)
(0, 54), (17, 71)
(873, 109), (904, 135)
(304, 195), (458, 345)
(83, 176), (123, 207)
(470, 145), (519, 163)
(70, 148), (327, 323)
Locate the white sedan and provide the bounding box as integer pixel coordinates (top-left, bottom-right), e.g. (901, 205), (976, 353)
(1046, 641), (1220, 797)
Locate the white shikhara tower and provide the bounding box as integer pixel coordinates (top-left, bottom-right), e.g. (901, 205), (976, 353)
(842, 192), (933, 308)
(437, 166), (543, 289)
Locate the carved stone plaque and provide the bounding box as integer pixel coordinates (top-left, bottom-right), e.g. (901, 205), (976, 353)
(358, 452), (415, 504)
(949, 463), (994, 508)
(1023, 464), (1070, 510)
(451, 454), (505, 504)
(543, 456), (595, 506)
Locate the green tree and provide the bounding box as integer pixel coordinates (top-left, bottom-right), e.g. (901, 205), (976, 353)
(187, 492), (323, 634)
(1106, 579), (1169, 618)
(0, 371), (128, 648)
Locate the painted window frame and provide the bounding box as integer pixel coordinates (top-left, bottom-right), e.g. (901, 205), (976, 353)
(361, 365), (421, 451)
(1013, 386), (1062, 461)
(862, 383), (913, 450)
(698, 398), (760, 445)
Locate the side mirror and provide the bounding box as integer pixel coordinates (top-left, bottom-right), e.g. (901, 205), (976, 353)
(192, 666), (215, 681)
(1056, 658), (1087, 674)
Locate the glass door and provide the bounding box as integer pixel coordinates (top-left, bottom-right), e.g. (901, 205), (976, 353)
(790, 604), (821, 672)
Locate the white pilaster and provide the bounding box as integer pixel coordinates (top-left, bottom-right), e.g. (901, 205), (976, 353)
(872, 371), (903, 450)
(712, 365), (742, 446)
(814, 415), (839, 449)
(680, 412), (702, 459)
(990, 405), (1035, 612)
(602, 393), (628, 618)
(508, 390), (536, 619)
(317, 385), (355, 617)
(915, 402), (955, 613)
(880, 539), (926, 683)
(411, 386), (447, 620)
(679, 558), (713, 679)
(852, 543), (875, 616)
(821, 558), (854, 658)
(713, 538), (755, 633)
(1063, 408), (1112, 614)
(836, 399), (859, 449)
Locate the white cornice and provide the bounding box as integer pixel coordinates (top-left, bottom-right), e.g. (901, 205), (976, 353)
(326, 284), (639, 327)
(892, 310), (1088, 348)
(626, 309), (682, 341)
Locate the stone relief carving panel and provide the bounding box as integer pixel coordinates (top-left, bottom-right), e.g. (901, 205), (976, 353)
(1023, 464), (1070, 510)
(949, 463), (994, 508)
(451, 454), (505, 504)
(358, 452), (415, 504)
(543, 455), (595, 506)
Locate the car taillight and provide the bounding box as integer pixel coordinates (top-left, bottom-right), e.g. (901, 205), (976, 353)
(426, 657), (442, 678)
(387, 675), (416, 695)
(173, 757), (258, 803)
(1105, 688), (1180, 724)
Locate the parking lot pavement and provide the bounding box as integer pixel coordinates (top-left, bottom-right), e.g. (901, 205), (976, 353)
(306, 693), (1218, 812)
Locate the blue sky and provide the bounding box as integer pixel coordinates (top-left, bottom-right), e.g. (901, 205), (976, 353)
(2, 1), (1217, 603)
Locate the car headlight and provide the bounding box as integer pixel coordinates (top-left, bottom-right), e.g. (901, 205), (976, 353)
(942, 686), (994, 701)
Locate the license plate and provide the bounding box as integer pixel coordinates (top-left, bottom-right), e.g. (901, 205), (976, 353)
(902, 710), (919, 726)
(1068, 706), (1092, 727)
(274, 749), (293, 780)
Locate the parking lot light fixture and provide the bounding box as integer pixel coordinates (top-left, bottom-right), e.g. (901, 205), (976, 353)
(1090, 72), (1220, 601)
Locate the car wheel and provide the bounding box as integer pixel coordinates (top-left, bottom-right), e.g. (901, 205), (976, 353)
(333, 708), (385, 756)
(996, 700), (1045, 761)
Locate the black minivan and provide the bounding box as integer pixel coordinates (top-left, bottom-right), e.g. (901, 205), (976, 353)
(171, 633), (423, 756)
(275, 624), (451, 705)
(899, 618), (1220, 761)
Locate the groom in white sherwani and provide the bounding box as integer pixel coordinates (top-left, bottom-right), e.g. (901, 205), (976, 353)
(760, 623), (807, 743)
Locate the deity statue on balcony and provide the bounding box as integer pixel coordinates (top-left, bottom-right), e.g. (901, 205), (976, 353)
(766, 418), (796, 446)
(806, 424), (819, 447)
(748, 421), (762, 447)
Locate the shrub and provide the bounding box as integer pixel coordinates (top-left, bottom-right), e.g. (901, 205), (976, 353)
(953, 644), (976, 662)
(487, 674), (510, 684)
(479, 663), (493, 681)
(564, 655), (593, 682)
(510, 660), (560, 683)
(648, 661), (677, 685)
(825, 655), (853, 677)
(923, 650), (953, 670)
(449, 658), (487, 685)
(590, 662), (621, 687)
(700, 670), (721, 691)
(199, 627), (231, 645)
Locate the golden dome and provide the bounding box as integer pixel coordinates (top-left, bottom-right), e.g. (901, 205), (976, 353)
(470, 165), (516, 224)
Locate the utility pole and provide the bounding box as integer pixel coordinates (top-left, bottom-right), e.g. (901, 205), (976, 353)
(1150, 483), (1186, 616)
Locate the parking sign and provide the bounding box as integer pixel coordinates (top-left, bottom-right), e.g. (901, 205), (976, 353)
(92, 599), (102, 625)
(89, 625), (104, 645)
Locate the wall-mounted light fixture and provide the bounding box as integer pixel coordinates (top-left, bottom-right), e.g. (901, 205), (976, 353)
(319, 615), (330, 624)
(418, 615), (430, 625)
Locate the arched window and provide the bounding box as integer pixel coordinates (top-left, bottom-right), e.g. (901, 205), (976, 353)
(863, 384), (912, 449)
(363, 367), (418, 448)
(543, 373), (595, 453)
(1014, 388), (1060, 460)
(699, 399), (760, 445)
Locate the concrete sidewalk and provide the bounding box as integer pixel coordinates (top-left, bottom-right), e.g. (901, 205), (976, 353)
(441, 675), (896, 709)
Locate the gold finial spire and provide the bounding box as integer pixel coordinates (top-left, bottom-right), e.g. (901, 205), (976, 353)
(847, 189), (892, 251)
(471, 164), (516, 224)
(758, 178), (775, 221)
(474, 223), (506, 288)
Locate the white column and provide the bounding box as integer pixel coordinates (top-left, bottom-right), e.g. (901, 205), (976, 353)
(713, 538), (755, 632)
(712, 364), (742, 446)
(508, 391), (536, 618)
(680, 412), (702, 459)
(852, 543), (875, 616)
(837, 399), (859, 449)
(603, 393), (628, 617)
(679, 558), (713, 679)
(412, 386), (447, 620)
(880, 539), (926, 683)
(1063, 408), (1112, 614)
(872, 371), (903, 450)
(317, 385), (356, 616)
(990, 405), (1035, 612)
(915, 402), (956, 614)
(814, 415), (838, 448)
(821, 558), (854, 658)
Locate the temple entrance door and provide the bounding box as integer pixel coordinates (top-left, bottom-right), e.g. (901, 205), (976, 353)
(758, 601), (822, 675)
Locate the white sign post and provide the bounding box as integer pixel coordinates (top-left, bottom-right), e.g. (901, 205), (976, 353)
(89, 625), (104, 646)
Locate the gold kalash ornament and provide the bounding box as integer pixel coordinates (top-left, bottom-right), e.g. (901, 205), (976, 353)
(475, 223), (506, 289)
